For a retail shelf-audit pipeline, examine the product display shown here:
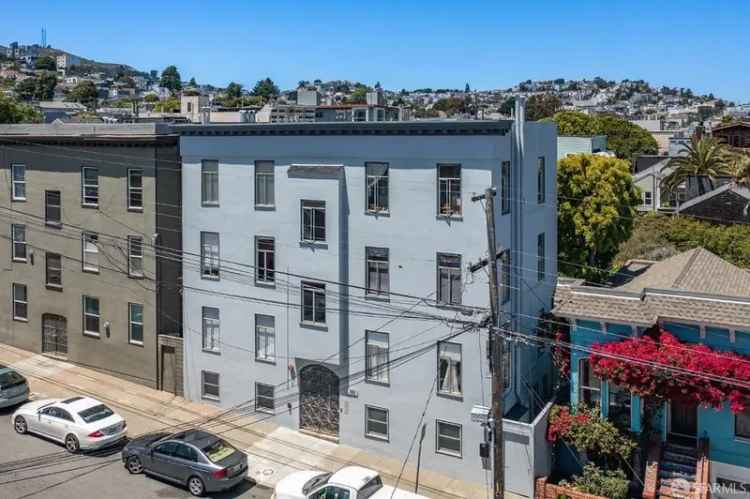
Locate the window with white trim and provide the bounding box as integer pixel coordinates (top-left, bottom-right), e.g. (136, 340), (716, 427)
(12, 283), (27, 321)
(436, 420), (462, 457)
(644, 191), (653, 206)
(11, 164), (26, 201)
(127, 169), (143, 209)
(365, 247), (389, 297)
(438, 164), (461, 216)
(254, 160), (274, 207)
(83, 295), (100, 335)
(579, 358), (601, 405)
(255, 314), (275, 363)
(129, 303), (144, 345)
(82, 232), (99, 272)
(301, 281), (326, 324)
(255, 383), (274, 413)
(437, 253), (462, 305)
(11, 224), (26, 262)
(365, 406), (389, 440)
(201, 371), (220, 400)
(81, 167), (99, 206)
(736, 407), (750, 439)
(46, 252), (62, 287)
(366, 162), (389, 213)
(128, 236), (144, 277)
(201, 160), (219, 206)
(501, 161), (511, 214)
(438, 342), (462, 396)
(45, 190), (61, 225)
(200, 232), (220, 279)
(301, 200), (326, 242)
(255, 237), (275, 284)
(365, 331), (389, 384)
(202, 306), (220, 352)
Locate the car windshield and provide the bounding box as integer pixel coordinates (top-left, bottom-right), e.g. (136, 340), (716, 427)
(0, 370), (25, 389)
(201, 439), (236, 463)
(78, 404), (114, 423)
(359, 476), (384, 499)
(302, 473), (332, 495)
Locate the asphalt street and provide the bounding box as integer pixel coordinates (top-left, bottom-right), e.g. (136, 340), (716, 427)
(0, 404), (274, 499)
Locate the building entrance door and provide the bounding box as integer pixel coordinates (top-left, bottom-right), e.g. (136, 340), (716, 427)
(299, 365), (340, 438)
(42, 314), (67, 358)
(669, 401), (698, 443)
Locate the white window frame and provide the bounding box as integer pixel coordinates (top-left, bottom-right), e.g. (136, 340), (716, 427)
(200, 232), (220, 279)
(128, 236), (144, 277)
(644, 191), (653, 206)
(11, 164), (26, 201)
(255, 314), (276, 363)
(202, 306), (220, 353)
(255, 382), (275, 413)
(301, 281), (326, 325)
(254, 160), (275, 208)
(82, 232), (99, 273)
(437, 164), (461, 217)
(12, 283), (27, 321)
(365, 405), (389, 441)
(437, 253), (462, 306)
(45, 252), (62, 288)
(365, 162), (389, 213)
(201, 370), (220, 400)
(578, 358), (601, 406)
(82, 295), (100, 336)
(201, 160), (219, 206)
(437, 341), (462, 396)
(301, 200), (326, 243)
(128, 303), (144, 345)
(365, 331), (390, 384)
(436, 420), (462, 458)
(127, 169), (143, 210)
(255, 237), (275, 285)
(81, 166), (99, 207)
(11, 224), (27, 262)
(365, 247), (389, 297)
(45, 190), (61, 226)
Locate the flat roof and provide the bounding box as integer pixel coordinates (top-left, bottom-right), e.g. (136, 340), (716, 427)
(0, 123), (174, 138)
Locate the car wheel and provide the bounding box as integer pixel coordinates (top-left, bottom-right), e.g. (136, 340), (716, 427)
(187, 476), (205, 497)
(126, 455), (143, 474)
(14, 416), (27, 434)
(65, 434), (80, 453)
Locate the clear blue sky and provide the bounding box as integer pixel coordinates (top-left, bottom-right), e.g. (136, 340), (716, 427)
(4, 0), (750, 102)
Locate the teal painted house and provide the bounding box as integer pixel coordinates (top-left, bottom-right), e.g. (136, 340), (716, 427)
(554, 248), (750, 495)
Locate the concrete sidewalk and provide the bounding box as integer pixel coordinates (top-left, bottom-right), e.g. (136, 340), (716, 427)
(0, 344), (488, 499)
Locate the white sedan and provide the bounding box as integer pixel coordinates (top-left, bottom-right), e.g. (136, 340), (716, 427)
(273, 466), (428, 499)
(12, 396), (127, 453)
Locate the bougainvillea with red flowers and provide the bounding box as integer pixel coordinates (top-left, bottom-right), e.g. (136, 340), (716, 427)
(589, 326), (750, 413)
(552, 329), (571, 378)
(547, 405), (636, 462)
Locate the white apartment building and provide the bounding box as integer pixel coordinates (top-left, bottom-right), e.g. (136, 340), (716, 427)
(175, 118), (557, 489)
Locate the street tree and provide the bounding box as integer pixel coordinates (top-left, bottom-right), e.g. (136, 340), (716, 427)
(558, 154), (641, 282)
(159, 65), (182, 93)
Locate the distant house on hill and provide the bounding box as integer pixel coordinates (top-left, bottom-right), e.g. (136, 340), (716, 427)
(677, 182), (750, 224)
(712, 121), (750, 148)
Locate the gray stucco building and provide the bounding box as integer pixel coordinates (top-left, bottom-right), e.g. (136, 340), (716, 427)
(0, 124), (183, 391)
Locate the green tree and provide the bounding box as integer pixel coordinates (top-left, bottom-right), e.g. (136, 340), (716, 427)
(188, 77), (197, 87)
(251, 77), (279, 101)
(498, 97), (515, 116)
(14, 78), (38, 101)
(143, 94), (159, 103)
(347, 83), (369, 104)
(35, 72), (58, 100)
(225, 82), (243, 99)
(558, 154), (641, 281)
(0, 96), (42, 123)
(526, 93), (561, 121)
(159, 65), (182, 93)
(661, 136), (728, 196)
(154, 97), (180, 112)
(726, 151), (750, 187)
(548, 110), (599, 135)
(35, 55), (56, 71)
(67, 80), (98, 107)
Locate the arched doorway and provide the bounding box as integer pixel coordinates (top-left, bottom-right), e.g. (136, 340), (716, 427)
(299, 364), (340, 437)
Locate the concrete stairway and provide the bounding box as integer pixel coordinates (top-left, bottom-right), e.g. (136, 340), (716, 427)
(657, 443), (698, 498)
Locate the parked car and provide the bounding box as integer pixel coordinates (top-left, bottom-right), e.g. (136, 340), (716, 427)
(273, 466), (429, 499)
(121, 429), (248, 497)
(0, 364), (29, 408)
(13, 396), (127, 452)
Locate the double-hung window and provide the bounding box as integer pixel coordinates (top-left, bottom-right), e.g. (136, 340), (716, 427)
(501, 161), (511, 214)
(365, 247), (389, 297)
(255, 314), (276, 363)
(83, 296), (100, 335)
(437, 253), (462, 305)
(202, 306), (220, 352)
(608, 383), (632, 430)
(579, 358), (601, 405)
(82, 232), (99, 272)
(11, 224), (26, 262)
(537, 233), (545, 281)
(438, 164), (461, 216)
(255, 383), (274, 413)
(537, 157), (546, 204)
(644, 191), (653, 206)
(201, 160), (219, 206)
(301, 281), (326, 325)
(438, 342), (462, 396)
(501, 250), (511, 304)
(81, 167), (99, 206)
(254, 161), (275, 208)
(12, 283), (27, 321)
(45, 190), (61, 226)
(200, 232), (220, 279)
(365, 406), (389, 440)
(128, 236), (144, 277)
(301, 200), (326, 243)
(201, 371), (220, 400)
(365, 162), (389, 213)
(129, 303), (144, 345)
(46, 253), (62, 288)
(366, 331), (389, 384)
(11, 164), (26, 201)
(255, 237), (275, 285)
(127, 169), (143, 209)
(436, 421), (462, 457)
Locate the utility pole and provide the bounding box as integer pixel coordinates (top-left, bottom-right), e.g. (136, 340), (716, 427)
(471, 187), (503, 499)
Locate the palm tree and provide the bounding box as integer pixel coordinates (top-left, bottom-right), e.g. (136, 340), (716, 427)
(725, 151), (750, 187)
(660, 136), (729, 196)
